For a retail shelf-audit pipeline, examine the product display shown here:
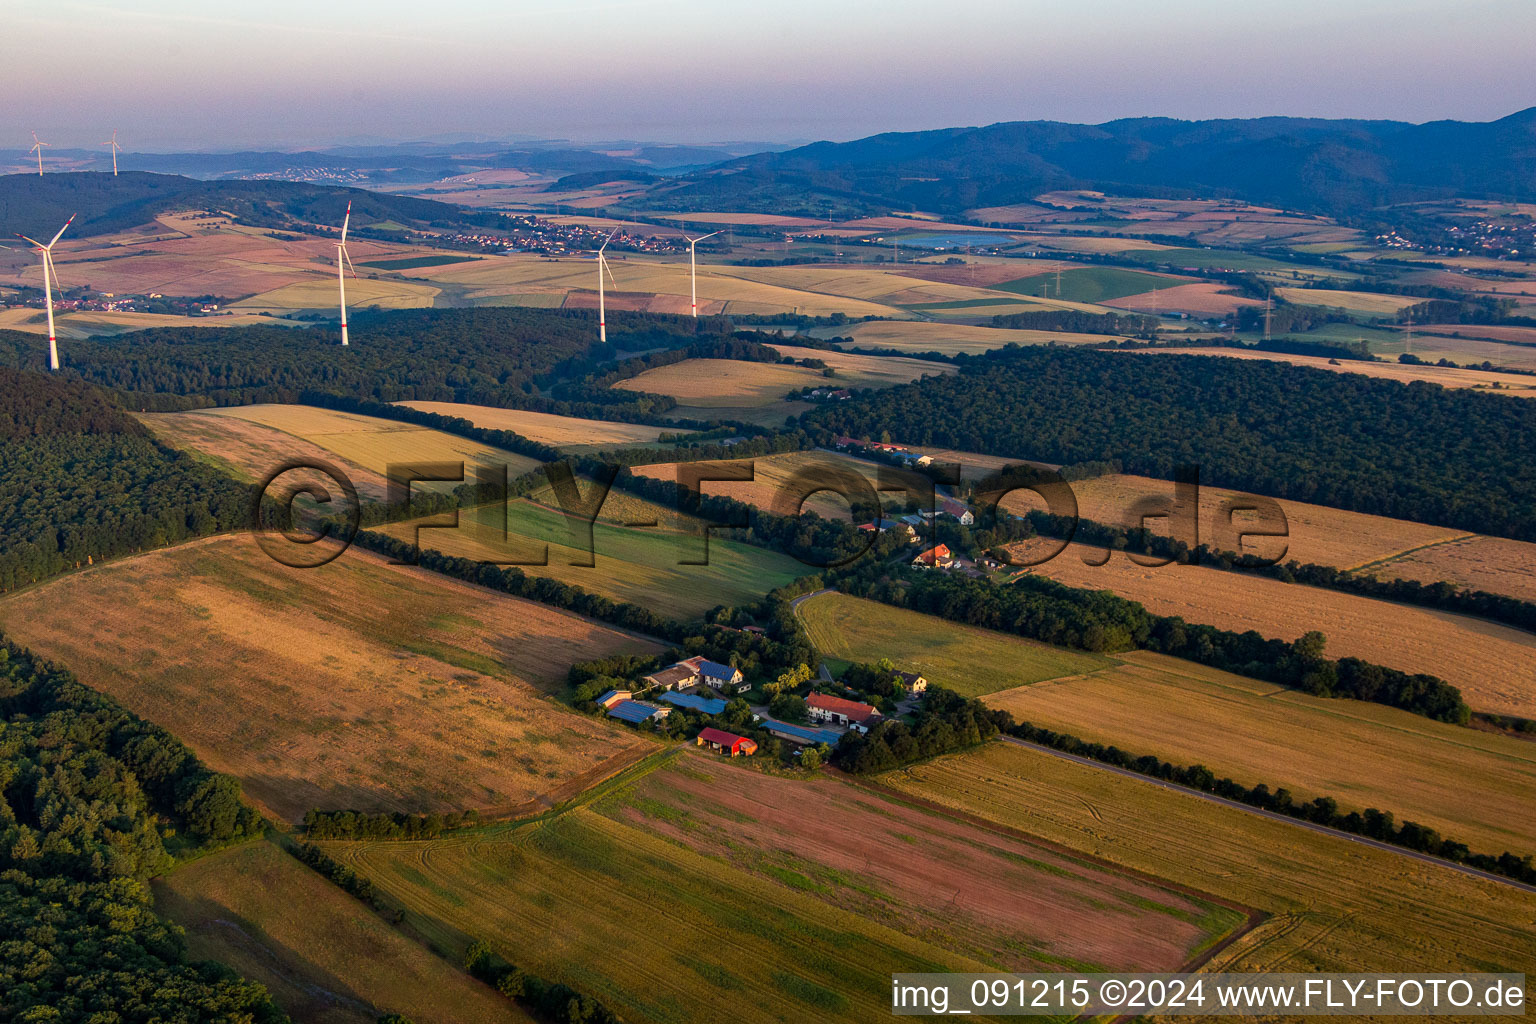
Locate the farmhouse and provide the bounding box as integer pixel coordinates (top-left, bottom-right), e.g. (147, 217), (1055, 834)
(895, 671), (928, 695)
(642, 663), (698, 691)
(912, 543), (953, 569)
(764, 720), (843, 747)
(596, 689), (632, 709)
(940, 497), (975, 525)
(698, 659), (749, 694)
(806, 692), (880, 732)
(696, 726), (758, 757)
(661, 691), (728, 715)
(607, 700), (671, 725)
(858, 518), (916, 539)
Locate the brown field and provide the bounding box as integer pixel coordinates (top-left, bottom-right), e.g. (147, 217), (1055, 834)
(631, 450), (888, 521)
(0, 537), (659, 823)
(138, 409), (391, 500)
(202, 404), (542, 483)
(0, 308), (301, 339)
(155, 839), (526, 1024)
(887, 744), (1536, 993)
(1101, 282), (1262, 315)
(1017, 234), (1176, 254)
(1025, 543), (1536, 717)
(393, 402), (673, 452)
(765, 342), (958, 386)
(819, 319), (1118, 354)
(1138, 347), (1536, 396)
(615, 351), (946, 409)
(985, 650), (1536, 854)
(1417, 323), (1536, 346)
(1374, 332), (1536, 371)
(891, 262), (1058, 288)
(230, 276), (440, 312)
(1365, 535), (1536, 603)
(1276, 287), (1424, 317)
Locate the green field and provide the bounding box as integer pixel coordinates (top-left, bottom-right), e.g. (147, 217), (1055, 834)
(385, 496), (808, 620)
(361, 254), (482, 270)
(997, 266), (1172, 303)
(155, 839), (530, 1024)
(322, 751), (1244, 1024)
(889, 744), (1536, 987)
(798, 592), (1113, 696)
(988, 650), (1536, 854)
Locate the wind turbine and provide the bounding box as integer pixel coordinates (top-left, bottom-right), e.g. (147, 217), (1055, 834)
(16, 215), (76, 371)
(29, 132), (49, 176)
(594, 228), (617, 343)
(684, 230), (718, 317)
(335, 201), (356, 346)
(103, 129), (123, 176)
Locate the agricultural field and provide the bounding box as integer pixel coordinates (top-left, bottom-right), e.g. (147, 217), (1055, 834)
(1275, 287), (1424, 318)
(230, 276), (441, 312)
(811, 319), (1120, 354)
(393, 401), (675, 452)
(1101, 282), (1262, 315)
(1026, 543), (1536, 717)
(765, 342), (958, 387)
(0, 307), (302, 339)
(1392, 329), (1536, 371)
(1137, 347), (1536, 397)
(202, 404), (542, 487)
(1363, 535), (1536, 603)
(886, 744), (1536, 984)
(631, 450), (887, 521)
(986, 650), (1536, 853)
(321, 752), (1244, 1024)
(0, 537), (658, 823)
(138, 408), (391, 500)
(799, 592), (1114, 697)
(381, 496), (809, 619)
(154, 839), (527, 1024)
(997, 266), (1183, 303)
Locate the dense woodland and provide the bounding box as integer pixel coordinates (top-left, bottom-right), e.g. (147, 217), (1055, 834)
(0, 368), (253, 592)
(806, 346), (1536, 542)
(0, 636), (280, 1020)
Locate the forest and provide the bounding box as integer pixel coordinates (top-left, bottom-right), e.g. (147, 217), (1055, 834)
(805, 346), (1536, 542)
(0, 368), (254, 592)
(0, 635), (279, 1019)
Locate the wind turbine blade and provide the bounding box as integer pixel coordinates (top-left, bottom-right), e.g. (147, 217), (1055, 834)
(604, 258), (616, 288)
(45, 252), (63, 293)
(341, 244), (357, 278)
(340, 201), (352, 243)
(16, 235), (44, 249)
(48, 215), (76, 249)
(697, 231), (720, 242)
(598, 227), (618, 254)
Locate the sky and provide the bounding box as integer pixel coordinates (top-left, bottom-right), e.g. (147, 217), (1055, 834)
(7, 0), (1535, 151)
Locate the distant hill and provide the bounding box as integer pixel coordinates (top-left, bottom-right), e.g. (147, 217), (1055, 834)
(0, 171), (465, 239)
(628, 108), (1536, 219)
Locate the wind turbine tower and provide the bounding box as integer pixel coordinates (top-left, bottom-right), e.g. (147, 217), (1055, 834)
(335, 202), (357, 345)
(103, 129), (123, 176)
(29, 132), (49, 176)
(595, 229), (618, 344)
(16, 215), (77, 370)
(684, 230), (719, 317)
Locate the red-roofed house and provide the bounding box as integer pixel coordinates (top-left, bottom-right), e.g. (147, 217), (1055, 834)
(696, 726), (758, 757)
(806, 692), (880, 732)
(912, 543), (953, 569)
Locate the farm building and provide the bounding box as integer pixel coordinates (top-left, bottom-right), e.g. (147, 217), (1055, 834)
(764, 720), (843, 747)
(641, 663), (698, 690)
(912, 543), (953, 569)
(698, 660), (749, 694)
(806, 692), (880, 731)
(939, 497), (975, 525)
(607, 700), (671, 725)
(596, 689), (632, 709)
(857, 518), (915, 538)
(895, 671), (928, 695)
(661, 691), (728, 715)
(696, 726), (758, 757)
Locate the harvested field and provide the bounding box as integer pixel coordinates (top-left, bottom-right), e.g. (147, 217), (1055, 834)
(138, 409), (390, 500)
(819, 319), (1117, 354)
(631, 450), (886, 521)
(203, 404), (541, 486)
(1416, 323), (1536, 346)
(888, 744), (1536, 984)
(322, 753), (1243, 1024)
(614, 354), (943, 409)
(891, 262), (1061, 289)
(799, 592), (1113, 697)
(230, 277), (440, 312)
(1365, 535), (1536, 603)
(1025, 543), (1536, 717)
(1137, 347), (1536, 396)
(0, 309), (302, 339)
(0, 537), (658, 823)
(764, 342), (956, 386)
(155, 839), (526, 1024)
(1276, 287), (1425, 317)
(1101, 282), (1262, 315)
(998, 266), (1181, 303)
(381, 497), (808, 620)
(985, 650), (1536, 853)
(1378, 333), (1536, 371)
(393, 402), (673, 452)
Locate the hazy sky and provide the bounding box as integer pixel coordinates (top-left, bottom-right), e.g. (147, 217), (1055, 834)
(8, 0), (1535, 150)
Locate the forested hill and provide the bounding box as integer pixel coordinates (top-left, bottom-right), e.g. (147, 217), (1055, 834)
(0, 170), (463, 239)
(803, 346), (1536, 543)
(0, 307), (717, 411)
(0, 369), (253, 591)
(634, 107), (1536, 218)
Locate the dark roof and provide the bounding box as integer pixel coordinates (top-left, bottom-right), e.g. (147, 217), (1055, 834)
(644, 665), (696, 686)
(661, 691), (728, 715)
(607, 700), (664, 723)
(763, 720), (843, 745)
(698, 660), (740, 680)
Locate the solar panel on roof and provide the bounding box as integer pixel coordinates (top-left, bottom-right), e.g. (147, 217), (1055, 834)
(607, 700), (660, 723)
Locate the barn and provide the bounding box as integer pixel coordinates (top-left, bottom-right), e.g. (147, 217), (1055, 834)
(696, 726), (757, 757)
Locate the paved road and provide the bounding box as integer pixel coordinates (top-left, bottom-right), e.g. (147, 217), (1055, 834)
(1000, 735), (1536, 896)
(790, 587), (834, 611)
